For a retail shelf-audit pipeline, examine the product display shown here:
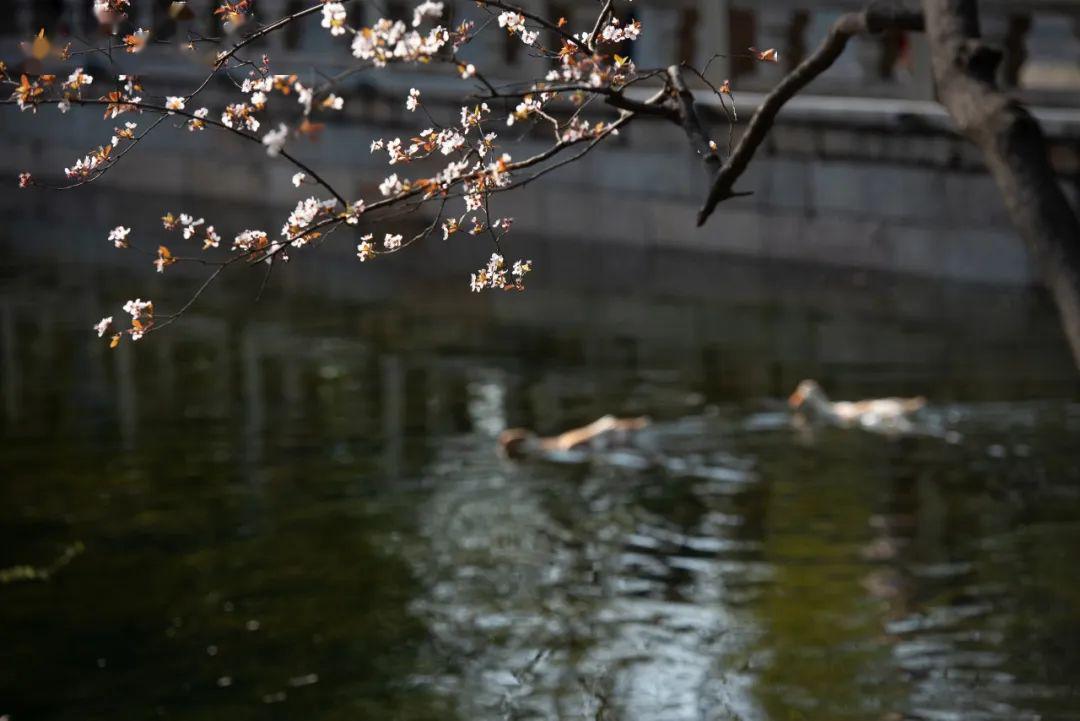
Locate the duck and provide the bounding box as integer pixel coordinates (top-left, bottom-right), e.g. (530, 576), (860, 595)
(788, 379), (926, 431)
(498, 415), (650, 460)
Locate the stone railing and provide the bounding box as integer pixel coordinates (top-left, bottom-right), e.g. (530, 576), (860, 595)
(3, 0), (1078, 105)
(688, 1), (1080, 106)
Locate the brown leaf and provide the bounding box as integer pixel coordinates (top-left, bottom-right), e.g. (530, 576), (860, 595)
(31, 29), (50, 61)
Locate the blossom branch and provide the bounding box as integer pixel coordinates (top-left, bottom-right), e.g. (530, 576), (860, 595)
(6, 97), (348, 206)
(587, 0), (616, 52)
(472, 0), (581, 47)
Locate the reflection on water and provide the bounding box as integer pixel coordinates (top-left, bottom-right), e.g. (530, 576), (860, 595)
(408, 403), (1080, 721)
(2, 191), (1080, 721)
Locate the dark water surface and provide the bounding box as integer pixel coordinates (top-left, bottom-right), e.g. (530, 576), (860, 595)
(2, 191), (1080, 720)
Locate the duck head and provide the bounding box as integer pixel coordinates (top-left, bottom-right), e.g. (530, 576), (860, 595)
(788, 379), (831, 413)
(497, 428), (538, 459)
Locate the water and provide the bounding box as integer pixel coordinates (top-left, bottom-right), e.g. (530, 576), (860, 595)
(2, 191), (1080, 721)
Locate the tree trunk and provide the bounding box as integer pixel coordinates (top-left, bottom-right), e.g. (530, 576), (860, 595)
(923, 0), (1080, 368)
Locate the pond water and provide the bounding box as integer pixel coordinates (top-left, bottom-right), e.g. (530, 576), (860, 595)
(2, 191), (1080, 721)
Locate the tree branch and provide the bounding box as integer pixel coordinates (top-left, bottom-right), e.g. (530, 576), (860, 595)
(587, 0), (615, 52)
(923, 0), (1080, 367)
(473, 0), (581, 47)
(667, 65), (722, 178)
(696, 2), (924, 225)
(5, 98), (348, 206)
(213, 2), (324, 69)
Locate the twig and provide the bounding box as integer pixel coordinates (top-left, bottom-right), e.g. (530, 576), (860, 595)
(667, 65), (721, 178)
(697, 3), (924, 225)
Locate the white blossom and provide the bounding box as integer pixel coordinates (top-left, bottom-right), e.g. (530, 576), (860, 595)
(188, 107), (208, 132)
(203, 225), (221, 250)
(282, 196), (336, 246)
(321, 2), (348, 36)
(497, 12), (524, 32)
(437, 128), (466, 155)
(122, 298), (153, 320)
(65, 149), (110, 179)
(180, 214), (205, 240)
(442, 219), (458, 240)
(242, 76), (274, 94)
(262, 123), (289, 157)
(411, 1), (443, 27)
(379, 173), (402, 197)
(232, 229), (269, 252)
(469, 253), (531, 292)
(598, 18), (642, 44)
(350, 17), (448, 66)
(221, 103), (260, 132)
(294, 82), (314, 114)
(357, 235), (376, 261)
(108, 225), (131, 248)
(345, 200), (365, 224)
(512, 259), (533, 277)
(65, 68), (93, 88)
(94, 316), (113, 337)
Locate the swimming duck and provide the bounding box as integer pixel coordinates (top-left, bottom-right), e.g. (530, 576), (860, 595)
(788, 379), (926, 431)
(498, 415), (650, 460)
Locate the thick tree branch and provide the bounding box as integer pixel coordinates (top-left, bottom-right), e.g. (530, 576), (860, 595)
(923, 0), (1080, 367)
(668, 65), (722, 178)
(696, 2), (924, 225)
